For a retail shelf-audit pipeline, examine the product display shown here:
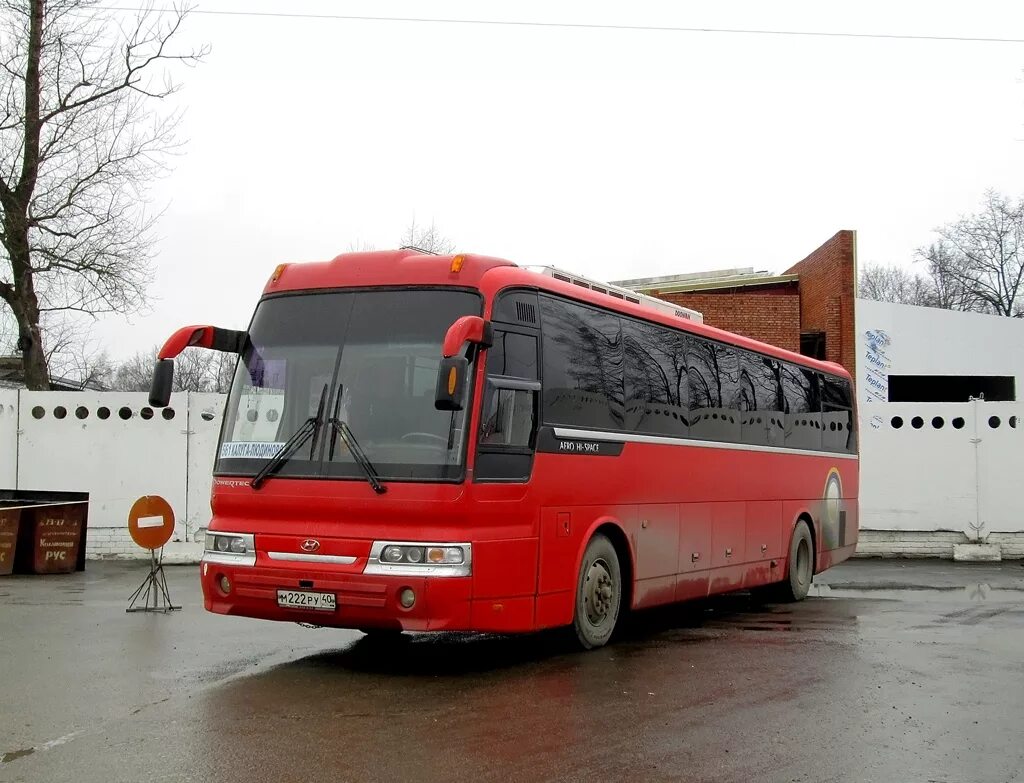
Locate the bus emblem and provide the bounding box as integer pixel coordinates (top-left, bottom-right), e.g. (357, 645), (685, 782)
(300, 539), (321, 553)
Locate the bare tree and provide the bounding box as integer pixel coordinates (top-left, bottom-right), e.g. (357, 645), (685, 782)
(346, 239), (377, 252)
(916, 192), (1024, 317)
(40, 313), (113, 387)
(0, 1), (206, 389)
(111, 344), (232, 393)
(858, 263), (936, 307)
(400, 217), (456, 255)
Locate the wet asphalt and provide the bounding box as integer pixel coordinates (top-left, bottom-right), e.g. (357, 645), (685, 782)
(1, 559), (1023, 783)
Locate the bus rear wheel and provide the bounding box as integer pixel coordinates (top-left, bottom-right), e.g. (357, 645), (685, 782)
(774, 520), (814, 602)
(573, 534), (622, 650)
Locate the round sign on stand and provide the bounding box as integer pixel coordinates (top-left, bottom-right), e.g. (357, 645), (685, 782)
(126, 495), (180, 613)
(128, 495), (175, 550)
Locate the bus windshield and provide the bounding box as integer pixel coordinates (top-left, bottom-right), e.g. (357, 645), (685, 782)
(216, 288), (482, 482)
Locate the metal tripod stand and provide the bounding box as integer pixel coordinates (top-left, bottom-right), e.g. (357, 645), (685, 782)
(126, 547), (180, 613)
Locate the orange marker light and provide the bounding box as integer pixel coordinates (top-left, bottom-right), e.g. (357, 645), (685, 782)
(269, 263), (289, 284)
(450, 254), (466, 273)
(447, 366), (458, 395)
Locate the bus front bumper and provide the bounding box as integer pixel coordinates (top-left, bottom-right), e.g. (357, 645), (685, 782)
(200, 560), (482, 632)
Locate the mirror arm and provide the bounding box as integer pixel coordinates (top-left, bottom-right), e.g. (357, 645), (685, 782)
(158, 326), (246, 360)
(442, 316), (493, 358)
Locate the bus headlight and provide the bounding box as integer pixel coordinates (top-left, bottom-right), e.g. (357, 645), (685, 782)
(364, 542), (471, 576)
(203, 532), (256, 566)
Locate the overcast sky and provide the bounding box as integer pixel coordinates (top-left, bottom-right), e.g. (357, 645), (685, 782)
(84, 0), (1024, 358)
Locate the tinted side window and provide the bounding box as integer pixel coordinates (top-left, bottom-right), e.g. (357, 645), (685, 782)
(740, 352), (784, 447)
(781, 363), (821, 451)
(822, 375), (853, 408)
(821, 374), (856, 454)
(488, 331), (538, 380)
(623, 319), (689, 436)
(540, 296), (624, 430)
(688, 338), (740, 443)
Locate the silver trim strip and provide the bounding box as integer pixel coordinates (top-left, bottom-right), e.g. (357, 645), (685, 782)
(363, 562), (472, 577)
(267, 552), (358, 565)
(202, 551), (256, 567)
(551, 427), (859, 461)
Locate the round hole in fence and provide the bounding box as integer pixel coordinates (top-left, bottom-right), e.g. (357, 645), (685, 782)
(75, 406), (89, 420)
(246, 409), (258, 422)
(162, 408), (176, 420)
(53, 406), (67, 420)
(266, 409), (278, 422)
(932, 416), (944, 429)
(1010, 416), (1017, 429)
(201, 411), (215, 422)
(97, 406), (110, 420)
(31, 405), (45, 419)
(989, 415), (1001, 429)
(952, 417), (965, 429)
(140, 407), (154, 420)
(118, 406), (133, 420)
(911, 416), (924, 429)
(829, 422), (836, 431)
(891, 416), (904, 429)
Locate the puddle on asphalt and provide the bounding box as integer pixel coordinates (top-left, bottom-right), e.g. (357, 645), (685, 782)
(0, 731), (81, 766)
(811, 582), (1024, 601)
(0, 748), (34, 764)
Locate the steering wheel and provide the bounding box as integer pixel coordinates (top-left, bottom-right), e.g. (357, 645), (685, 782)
(401, 432), (447, 445)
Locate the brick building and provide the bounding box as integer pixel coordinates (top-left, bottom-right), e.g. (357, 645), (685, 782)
(613, 230), (857, 376)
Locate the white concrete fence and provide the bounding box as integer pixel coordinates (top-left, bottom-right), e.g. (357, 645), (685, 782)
(0, 389), (222, 560)
(2, 383), (1022, 561)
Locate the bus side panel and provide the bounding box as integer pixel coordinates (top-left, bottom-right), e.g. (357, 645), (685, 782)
(743, 500), (783, 590)
(675, 503), (712, 602)
(472, 537), (539, 600)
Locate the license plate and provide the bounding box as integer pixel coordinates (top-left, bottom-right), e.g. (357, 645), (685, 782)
(276, 589), (336, 612)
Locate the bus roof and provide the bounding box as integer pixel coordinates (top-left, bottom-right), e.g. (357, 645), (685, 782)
(264, 249), (852, 381)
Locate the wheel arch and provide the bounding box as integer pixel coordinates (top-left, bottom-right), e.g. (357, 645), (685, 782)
(791, 511), (818, 576)
(577, 517), (635, 613)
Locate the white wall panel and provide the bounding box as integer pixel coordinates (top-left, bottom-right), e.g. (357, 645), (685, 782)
(861, 402), (980, 532)
(17, 392), (189, 541)
(0, 390), (18, 489)
(185, 393), (226, 542)
(857, 299), (1024, 536)
(974, 403), (1024, 534)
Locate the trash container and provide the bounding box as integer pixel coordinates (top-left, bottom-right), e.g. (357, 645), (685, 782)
(27, 503), (86, 575)
(0, 507), (19, 576)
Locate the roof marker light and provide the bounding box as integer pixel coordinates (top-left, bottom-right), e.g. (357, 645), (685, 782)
(450, 254), (466, 273)
(269, 263), (289, 284)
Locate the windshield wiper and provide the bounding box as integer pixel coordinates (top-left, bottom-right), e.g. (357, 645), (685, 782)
(327, 384), (386, 495)
(250, 384), (328, 490)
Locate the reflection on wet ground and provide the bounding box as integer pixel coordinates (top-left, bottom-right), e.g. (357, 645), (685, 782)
(3, 559), (1024, 783)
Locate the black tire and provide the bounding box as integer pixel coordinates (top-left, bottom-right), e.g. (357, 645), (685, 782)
(572, 534), (622, 650)
(775, 520), (814, 602)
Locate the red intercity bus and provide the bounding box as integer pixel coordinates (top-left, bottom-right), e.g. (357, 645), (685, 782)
(150, 250), (857, 649)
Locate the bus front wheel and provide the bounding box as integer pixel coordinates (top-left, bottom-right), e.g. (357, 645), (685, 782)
(774, 520), (814, 602)
(572, 533), (622, 650)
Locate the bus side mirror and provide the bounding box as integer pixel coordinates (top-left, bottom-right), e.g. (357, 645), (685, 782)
(435, 356), (469, 411)
(150, 359), (174, 408)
